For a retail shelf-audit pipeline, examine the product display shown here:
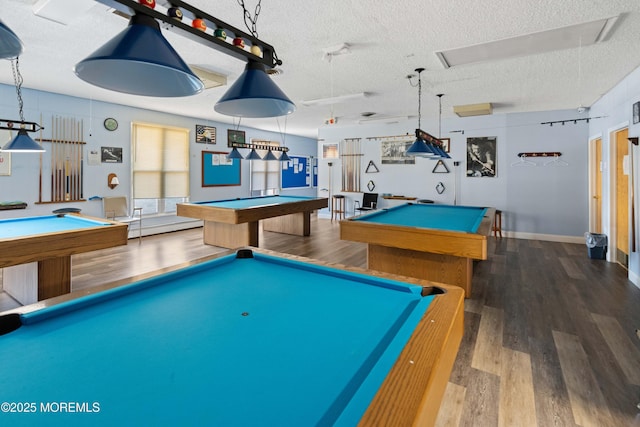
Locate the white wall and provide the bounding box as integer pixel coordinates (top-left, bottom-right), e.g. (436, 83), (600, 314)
(318, 109), (589, 240)
(589, 64), (640, 288)
(0, 84), (317, 220)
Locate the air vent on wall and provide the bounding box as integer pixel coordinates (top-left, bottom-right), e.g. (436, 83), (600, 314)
(189, 65), (227, 89)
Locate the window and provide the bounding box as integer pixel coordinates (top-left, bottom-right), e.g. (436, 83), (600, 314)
(132, 123), (189, 214)
(250, 140), (280, 196)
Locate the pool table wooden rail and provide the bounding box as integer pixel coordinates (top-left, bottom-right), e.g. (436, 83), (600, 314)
(177, 198), (328, 224)
(0, 214), (128, 268)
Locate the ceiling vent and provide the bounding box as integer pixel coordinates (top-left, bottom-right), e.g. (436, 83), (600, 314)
(435, 16), (619, 69)
(453, 103), (493, 117)
(189, 65), (227, 89)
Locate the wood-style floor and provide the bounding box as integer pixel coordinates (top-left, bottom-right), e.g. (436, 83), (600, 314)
(1, 216), (640, 427)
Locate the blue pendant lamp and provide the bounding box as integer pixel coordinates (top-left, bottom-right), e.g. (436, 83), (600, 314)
(215, 60), (295, 118)
(406, 68), (434, 157)
(279, 151), (291, 161)
(246, 148), (263, 160)
(227, 147), (244, 159)
(2, 58), (44, 153)
(0, 20), (23, 59)
(74, 14), (203, 97)
(263, 149), (279, 160)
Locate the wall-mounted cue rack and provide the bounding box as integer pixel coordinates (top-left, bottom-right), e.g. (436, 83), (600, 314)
(517, 152), (562, 157)
(36, 116), (85, 204)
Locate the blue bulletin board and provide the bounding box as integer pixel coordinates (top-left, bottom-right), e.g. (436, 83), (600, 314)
(202, 151), (241, 187)
(282, 155), (312, 189)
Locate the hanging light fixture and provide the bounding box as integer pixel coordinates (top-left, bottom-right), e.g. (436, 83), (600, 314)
(279, 150), (291, 162)
(227, 147), (244, 160)
(214, 59), (295, 118)
(430, 93), (450, 160)
(406, 68), (435, 157)
(0, 19), (23, 59)
(2, 57), (44, 153)
(263, 149), (279, 160)
(246, 148), (263, 160)
(74, 13), (203, 97)
(214, 1), (294, 118)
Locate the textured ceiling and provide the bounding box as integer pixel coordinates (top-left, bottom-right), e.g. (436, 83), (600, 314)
(2, 0), (640, 138)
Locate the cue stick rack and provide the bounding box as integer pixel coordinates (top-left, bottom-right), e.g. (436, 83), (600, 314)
(512, 152), (568, 167)
(340, 138), (362, 192)
(36, 116), (86, 204)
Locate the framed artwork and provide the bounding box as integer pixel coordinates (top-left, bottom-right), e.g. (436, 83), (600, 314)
(381, 139), (415, 164)
(0, 151), (11, 176)
(227, 129), (246, 146)
(633, 101), (640, 124)
(440, 138), (450, 153)
(101, 146), (123, 163)
(322, 143), (339, 159)
(466, 137), (496, 177)
(196, 125), (216, 144)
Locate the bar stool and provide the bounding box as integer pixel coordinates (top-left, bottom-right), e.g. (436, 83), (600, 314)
(493, 209), (503, 238)
(331, 195), (345, 221)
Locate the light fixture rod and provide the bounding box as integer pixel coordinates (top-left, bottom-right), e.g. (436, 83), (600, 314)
(95, 0), (280, 68)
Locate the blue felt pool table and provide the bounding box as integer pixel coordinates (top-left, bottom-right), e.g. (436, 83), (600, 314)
(0, 214), (128, 305)
(177, 195), (328, 248)
(0, 248), (463, 427)
(340, 203), (495, 297)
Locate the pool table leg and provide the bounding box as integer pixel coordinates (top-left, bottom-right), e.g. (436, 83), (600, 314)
(262, 211), (311, 236)
(203, 220), (259, 248)
(3, 256), (71, 305)
(367, 245), (473, 297)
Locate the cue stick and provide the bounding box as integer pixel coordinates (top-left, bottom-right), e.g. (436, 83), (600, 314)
(38, 113), (42, 203)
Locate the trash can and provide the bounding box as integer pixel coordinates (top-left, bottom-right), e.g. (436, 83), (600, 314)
(584, 232), (607, 259)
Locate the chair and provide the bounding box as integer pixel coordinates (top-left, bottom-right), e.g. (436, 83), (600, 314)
(103, 196), (143, 243)
(354, 193), (378, 214)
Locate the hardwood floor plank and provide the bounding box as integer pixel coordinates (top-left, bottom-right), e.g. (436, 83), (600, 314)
(591, 312), (640, 385)
(458, 369), (500, 427)
(553, 330), (615, 427)
(435, 382), (466, 427)
(471, 305), (504, 376)
(498, 347), (537, 427)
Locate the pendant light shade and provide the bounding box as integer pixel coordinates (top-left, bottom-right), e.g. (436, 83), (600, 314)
(215, 60), (295, 118)
(0, 20), (23, 59)
(406, 137), (435, 157)
(2, 128), (44, 152)
(263, 150), (279, 160)
(279, 151), (291, 162)
(227, 147), (244, 159)
(74, 14), (203, 97)
(246, 148), (263, 160)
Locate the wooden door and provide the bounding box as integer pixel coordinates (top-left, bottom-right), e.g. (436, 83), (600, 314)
(615, 129), (629, 267)
(591, 138), (603, 233)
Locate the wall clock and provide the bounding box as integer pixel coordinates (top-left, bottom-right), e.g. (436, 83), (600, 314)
(104, 118), (118, 131)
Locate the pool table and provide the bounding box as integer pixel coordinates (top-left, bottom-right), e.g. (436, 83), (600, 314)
(340, 203), (495, 297)
(0, 248), (463, 427)
(0, 214), (128, 305)
(177, 195), (328, 248)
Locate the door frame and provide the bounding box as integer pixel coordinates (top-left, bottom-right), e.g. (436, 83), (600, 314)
(607, 122), (630, 264)
(588, 135), (603, 233)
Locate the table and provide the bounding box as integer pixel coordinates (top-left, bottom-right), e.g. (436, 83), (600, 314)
(177, 195), (328, 248)
(0, 248), (463, 427)
(0, 214), (128, 304)
(340, 203), (495, 297)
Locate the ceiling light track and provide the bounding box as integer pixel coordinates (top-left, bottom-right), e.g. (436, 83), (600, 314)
(540, 115), (606, 126)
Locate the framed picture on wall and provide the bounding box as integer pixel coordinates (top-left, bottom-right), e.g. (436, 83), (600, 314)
(633, 101), (640, 124)
(381, 139), (415, 164)
(195, 125), (216, 144)
(466, 137), (496, 177)
(440, 138), (450, 153)
(322, 143), (339, 159)
(101, 146), (123, 163)
(227, 129), (246, 146)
